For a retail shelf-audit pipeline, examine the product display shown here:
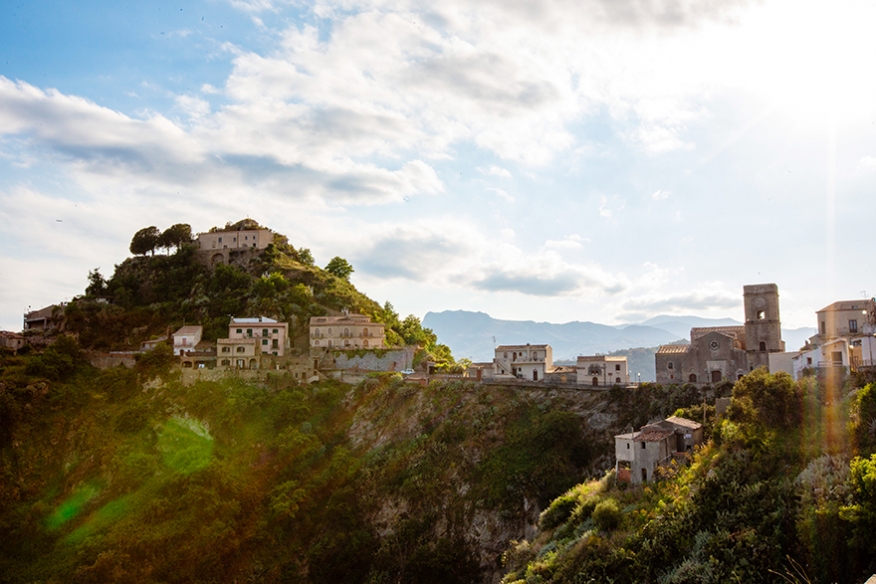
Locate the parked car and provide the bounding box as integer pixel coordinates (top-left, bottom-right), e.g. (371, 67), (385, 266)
(400, 368), (415, 375)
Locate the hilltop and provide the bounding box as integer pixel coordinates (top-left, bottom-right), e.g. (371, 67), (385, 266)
(53, 220), (457, 369)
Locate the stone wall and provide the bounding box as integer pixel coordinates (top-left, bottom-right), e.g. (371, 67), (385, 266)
(321, 347), (415, 373)
(87, 352), (138, 369)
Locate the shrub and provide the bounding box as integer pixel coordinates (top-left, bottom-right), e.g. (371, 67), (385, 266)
(592, 498), (621, 532)
(539, 492), (578, 530)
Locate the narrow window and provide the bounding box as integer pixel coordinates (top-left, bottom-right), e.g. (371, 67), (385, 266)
(820, 321), (826, 335)
(668, 362), (673, 370)
(759, 341), (766, 351)
(757, 310), (765, 320)
(850, 319), (858, 333)
(247, 329), (253, 337)
(641, 442), (646, 449)
(615, 364), (621, 371)
(263, 329), (268, 337)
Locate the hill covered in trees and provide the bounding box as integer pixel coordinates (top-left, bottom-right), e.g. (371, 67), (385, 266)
(64, 219), (457, 369)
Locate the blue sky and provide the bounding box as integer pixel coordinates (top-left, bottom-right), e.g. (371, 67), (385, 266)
(2, 0), (875, 335)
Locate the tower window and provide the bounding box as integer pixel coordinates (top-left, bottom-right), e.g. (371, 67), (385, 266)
(759, 341), (766, 351)
(667, 362), (673, 370)
(757, 310), (765, 320)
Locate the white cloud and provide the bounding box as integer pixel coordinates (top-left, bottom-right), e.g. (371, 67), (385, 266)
(487, 187), (514, 202)
(651, 189), (670, 200)
(859, 155), (876, 168)
(478, 165), (512, 177)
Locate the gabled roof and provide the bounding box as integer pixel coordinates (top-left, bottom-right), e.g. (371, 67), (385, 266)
(656, 344), (690, 354)
(663, 416), (702, 430)
(173, 325), (203, 335)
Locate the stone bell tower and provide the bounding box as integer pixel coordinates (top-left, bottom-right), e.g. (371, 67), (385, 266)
(743, 283), (784, 371)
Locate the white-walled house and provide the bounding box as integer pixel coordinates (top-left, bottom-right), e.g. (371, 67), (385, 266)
(577, 355), (628, 387)
(172, 325), (203, 356)
(229, 316), (289, 357)
(494, 344), (553, 381)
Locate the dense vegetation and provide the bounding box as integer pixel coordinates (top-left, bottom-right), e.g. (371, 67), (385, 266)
(502, 370), (876, 584)
(0, 338), (615, 583)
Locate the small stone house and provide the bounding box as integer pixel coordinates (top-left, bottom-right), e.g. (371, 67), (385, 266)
(615, 416), (703, 484)
(576, 355), (628, 387)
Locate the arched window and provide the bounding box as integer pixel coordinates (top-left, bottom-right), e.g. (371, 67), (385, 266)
(314, 339), (319, 346)
(689, 373), (697, 383)
(363, 327), (369, 337)
(364, 340), (369, 347)
(344, 327), (349, 337)
(592, 377), (599, 386)
(615, 377), (621, 383)
(759, 341), (766, 351)
(327, 339), (332, 347)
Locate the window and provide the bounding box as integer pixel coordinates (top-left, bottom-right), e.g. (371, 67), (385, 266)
(236, 346), (246, 353)
(757, 310), (765, 320)
(850, 319), (858, 333)
(272, 339), (278, 349)
(615, 364), (621, 371)
(263, 329), (268, 337)
(246, 329), (253, 337)
(314, 339), (319, 346)
(218, 237), (222, 243)
(831, 351), (843, 364)
(262, 339), (268, 346)
(689, 374), (697, 383)
(273, 329), (278, 334)
(806, 357), (812, 365)
(820, 321), (826, 335)
(236, 328), (242, 334)
(221, 347), (230, 353)
(626, 443), (630, 449)
(759, 341), (766, 351)
(616, 377), (621, 383)
(641, 442), (646, 449)
(504, 352), (508, 358)
(221, 359), (230, 366)
(668, 362), (673, 370)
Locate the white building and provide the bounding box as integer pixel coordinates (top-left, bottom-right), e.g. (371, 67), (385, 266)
(172, 325), (203, 356)
(309, 313), (386, 350)
(790, 297), (876, 379)
(577, 355), (628, 387)
(229, 316), (289, 357)
(197, 229), (273, 251)
(494, 344), (553, 381)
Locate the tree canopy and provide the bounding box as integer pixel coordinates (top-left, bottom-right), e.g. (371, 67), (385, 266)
(325, 257), (354, 280)
(158, 223), (193, 251)
(130, 226), (160, 256)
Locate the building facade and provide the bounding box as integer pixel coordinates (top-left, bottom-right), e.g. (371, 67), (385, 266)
(227, 317), (289, 357)
(494, 344), (553, 381)
(309, 313), (386, 349)
(217, 338), (259, 369)
(576, 355), (628, 387)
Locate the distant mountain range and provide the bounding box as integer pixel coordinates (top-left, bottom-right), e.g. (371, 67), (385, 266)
(423, 310), (816, 368)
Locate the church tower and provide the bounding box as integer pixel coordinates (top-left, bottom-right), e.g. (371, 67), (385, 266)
(743, 283), (784, 370)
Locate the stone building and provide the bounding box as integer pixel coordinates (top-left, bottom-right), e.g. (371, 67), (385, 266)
(576, 355), (628, 387)
(655, 284), (785, 385)
(615, 416), (703, 484)
(196, 229), (273, 267)
(309, 313), (386, 349)
(494, 343), (553, 381)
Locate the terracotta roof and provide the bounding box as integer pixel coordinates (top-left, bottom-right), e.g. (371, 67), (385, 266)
(634, 427), (674, 442)
(817, 300), (870, 313)
(656, 344), (690, 354)
(664, 416), (702, 430)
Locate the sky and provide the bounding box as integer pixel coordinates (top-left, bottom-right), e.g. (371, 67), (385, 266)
(1, 0), (875, 334)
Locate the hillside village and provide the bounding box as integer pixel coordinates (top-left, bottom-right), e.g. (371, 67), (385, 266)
(3, 221), (876, 583)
